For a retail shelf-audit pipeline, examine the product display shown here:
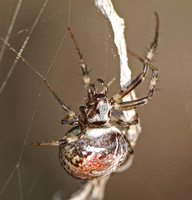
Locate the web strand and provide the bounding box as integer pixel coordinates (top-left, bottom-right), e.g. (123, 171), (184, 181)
(0, 0), (23, 69)
(0, 0), (72, 197)
(0, 0), (49, 95)
(0, 0), (49, 195)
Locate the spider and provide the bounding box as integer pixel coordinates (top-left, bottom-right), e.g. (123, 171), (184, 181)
(32, 13), (159, 180)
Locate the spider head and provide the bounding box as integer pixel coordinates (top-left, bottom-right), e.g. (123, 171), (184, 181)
(80, 94), (112, 127)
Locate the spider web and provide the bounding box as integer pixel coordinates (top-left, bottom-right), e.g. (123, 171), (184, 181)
(0, 1), (75, 199)
(0, 1), (160, 200)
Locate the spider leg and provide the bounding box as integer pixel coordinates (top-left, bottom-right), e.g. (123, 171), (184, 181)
(31, 129), (84, 147)
(44, 80), (78, 125)
(114, 68), (158, 110)
(111, 110), (139, 127)
(127, 48), (144, 63)
(31, 140), (60, 146)
(67, 27), (97, 101)
(61, 115), (78, 126)
(67, 27), (91, 87)
(112, 12), (159, 103)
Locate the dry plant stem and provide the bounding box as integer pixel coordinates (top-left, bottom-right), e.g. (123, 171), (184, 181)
(95, 0), (141, 148)
(69, 176), (110, 200)
(69, 1), (141, 199)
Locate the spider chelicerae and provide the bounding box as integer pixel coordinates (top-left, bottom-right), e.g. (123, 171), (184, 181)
(32, 13), (159, 180)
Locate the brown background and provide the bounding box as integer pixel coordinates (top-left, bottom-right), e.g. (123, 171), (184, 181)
(0, 0), (192, 200)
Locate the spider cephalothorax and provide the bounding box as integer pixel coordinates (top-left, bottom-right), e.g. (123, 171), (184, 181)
(79, 93), (112, 128)
(32, 13), (159, 180)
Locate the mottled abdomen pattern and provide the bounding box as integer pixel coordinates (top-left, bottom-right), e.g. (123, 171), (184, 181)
(58, 127), (132, 180)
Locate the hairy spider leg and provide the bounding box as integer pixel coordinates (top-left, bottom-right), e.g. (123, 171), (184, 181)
(111, 109), (139, 127)
(67, 27), (98, 102)
(112, 12), (159, 109)
(31, 140), (60, 146)
(114, 69), (158, 110)
(43, 80), (78, 125)
(67, 28), (91, 85)
(31, 135), (81, 146)
(67, 28), (109, 100)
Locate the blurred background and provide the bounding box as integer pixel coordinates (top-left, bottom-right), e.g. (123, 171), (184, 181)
(0, 0), (192, 199)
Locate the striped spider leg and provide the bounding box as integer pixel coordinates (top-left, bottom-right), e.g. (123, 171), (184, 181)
(112, 12), (159, 112)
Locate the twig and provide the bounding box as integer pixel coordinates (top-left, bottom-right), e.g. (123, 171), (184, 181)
(68, 1), (141, 199)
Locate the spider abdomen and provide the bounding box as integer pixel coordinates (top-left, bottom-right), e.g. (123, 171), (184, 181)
(59, 126), (133, 180)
